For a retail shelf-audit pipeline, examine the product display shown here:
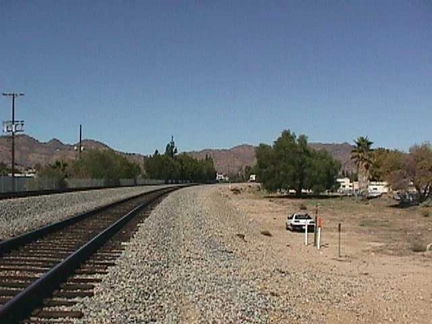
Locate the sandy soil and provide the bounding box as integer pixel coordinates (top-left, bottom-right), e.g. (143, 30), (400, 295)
(220, 183), (432, 324)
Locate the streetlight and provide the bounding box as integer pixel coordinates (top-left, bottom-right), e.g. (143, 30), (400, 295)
(2, 92), (24, 192)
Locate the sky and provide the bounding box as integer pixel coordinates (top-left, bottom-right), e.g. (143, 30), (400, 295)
(1, 1), (431, 154)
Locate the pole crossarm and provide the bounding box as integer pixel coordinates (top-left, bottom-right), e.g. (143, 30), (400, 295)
(2, 93), (24, 98)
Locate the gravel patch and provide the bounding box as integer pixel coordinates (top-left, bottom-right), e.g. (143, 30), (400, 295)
(32, 184), (423, 324)
(0, 185), (172, 240)
(71, 185), (371, 323)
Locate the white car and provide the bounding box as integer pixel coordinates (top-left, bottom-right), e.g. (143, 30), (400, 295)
(286, 213), (315, 231)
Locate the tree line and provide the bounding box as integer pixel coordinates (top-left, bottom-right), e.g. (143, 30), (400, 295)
(36, 149), (142, 187)
(255, 130), (432, 203)
(351, 136), (432, 203)
(144, 137), (216, 183)
(35, 138), (217, 185)
(2, 137), (216, 185)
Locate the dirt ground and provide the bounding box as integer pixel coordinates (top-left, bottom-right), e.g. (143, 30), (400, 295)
(220, 183), (432, 324)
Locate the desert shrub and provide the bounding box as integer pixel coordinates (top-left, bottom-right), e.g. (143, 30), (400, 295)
(420, 198), (432, 207)
(231, 187), (242, 195)
(421, 209), (430, 217)
(410, 237), (427, 252)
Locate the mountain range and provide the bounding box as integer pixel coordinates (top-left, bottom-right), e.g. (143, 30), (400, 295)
(0, 134), (355, 175)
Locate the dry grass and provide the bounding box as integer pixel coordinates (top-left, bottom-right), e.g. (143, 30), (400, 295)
(221, 184), (432, 324)
(254, 192), (432, 256)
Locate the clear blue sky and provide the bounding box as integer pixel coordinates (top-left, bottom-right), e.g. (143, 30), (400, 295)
(1, 1), (431, 154)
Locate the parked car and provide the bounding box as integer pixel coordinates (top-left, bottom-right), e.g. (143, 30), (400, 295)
(286, 213), (315, 231)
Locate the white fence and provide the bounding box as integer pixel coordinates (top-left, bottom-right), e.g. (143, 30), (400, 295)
(0, 176), (164, 193)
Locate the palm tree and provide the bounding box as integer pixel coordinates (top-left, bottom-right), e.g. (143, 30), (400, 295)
(351, 136), (374, 198)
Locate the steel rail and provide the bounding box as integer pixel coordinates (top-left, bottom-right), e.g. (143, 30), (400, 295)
(0, 186), (176, 257)
(0, 186), (182, 323)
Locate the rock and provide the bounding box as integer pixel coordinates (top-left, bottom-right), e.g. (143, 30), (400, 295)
(260, 230), (272, 237)
(236, 233), (246, 241)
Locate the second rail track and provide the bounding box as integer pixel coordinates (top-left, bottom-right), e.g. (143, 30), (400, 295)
(0, 185), (187, 323)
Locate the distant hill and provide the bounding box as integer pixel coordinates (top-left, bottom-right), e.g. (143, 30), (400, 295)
(0, 135), (120, 169)
(188, 142), (355, 175)
(188, 144), (257, 176)
(0, 134), (355, 175)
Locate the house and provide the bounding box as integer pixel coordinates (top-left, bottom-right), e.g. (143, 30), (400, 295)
(337, 178), (389, 196)
(216, 173), (229, 182)
(337, 178), (358, 193)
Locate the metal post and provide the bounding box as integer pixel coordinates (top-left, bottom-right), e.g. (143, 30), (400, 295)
(11, 95), (15, 192)
(338, 223), (342, 258)
(314, 204), (318, 246)
(79, 124), (82, 159)
(2, 93), (24, 192)
(305, 221), (308, 245)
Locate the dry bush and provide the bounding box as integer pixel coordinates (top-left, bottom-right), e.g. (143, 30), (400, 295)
(410, 239), (427, 252)
(231, 187), (242, 195)
(299, 204), (307, 210)
(421, 209), (430, 217)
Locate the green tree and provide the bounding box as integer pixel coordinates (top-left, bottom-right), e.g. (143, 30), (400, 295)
(177, 153), (198, 181)
(256, 130), (340, 196)
(0, 162), (9, 176)
(145, 141), (215, 183)
(144, 150), (161, 179)
(145, 151), (178, 182)
(272, 131), (311, 196)
(304, 150), (341, 194)
(351, 136), (374, 198)
(165, 136), (178, 158)
(36, 160), (69, 189)
(201, 154), (216, 183)
(70, 150), (141, 184)
(255, 143), (279, 191)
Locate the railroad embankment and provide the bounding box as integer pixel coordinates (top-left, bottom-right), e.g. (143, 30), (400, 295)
(0, 185), (170, 240)
(69, 185), (431, 323)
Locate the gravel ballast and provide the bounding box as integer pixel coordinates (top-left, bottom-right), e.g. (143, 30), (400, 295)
(3, 184), (428, 323)
(71, 185), (374, 323)
(0, 185), (171, 240)
(73, 185), (276, 323)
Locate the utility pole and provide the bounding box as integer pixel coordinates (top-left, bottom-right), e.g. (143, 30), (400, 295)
(2, 93), (24, 192)
(74, 124), (84, 158)
(79, 124), (82, 159)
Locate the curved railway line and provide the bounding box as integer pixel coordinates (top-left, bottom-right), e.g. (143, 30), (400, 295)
(0, 185), (186, 323)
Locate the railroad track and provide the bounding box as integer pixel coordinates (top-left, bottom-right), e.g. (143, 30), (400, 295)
(0, 186), (183, 323)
